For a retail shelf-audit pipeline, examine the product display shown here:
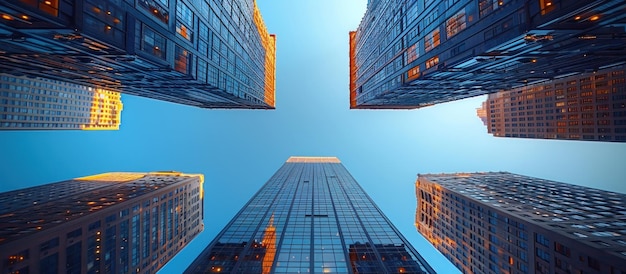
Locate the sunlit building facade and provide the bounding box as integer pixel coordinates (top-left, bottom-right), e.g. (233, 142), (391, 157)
(476, 66), (626, 142)
(0, 73), (122, 130)
(186, 157), (435, 273)
(349, 0), (626, 109)
(415, 172), (626, 274)
(0, 172), (204, 274)
(0, 0), (275, 109)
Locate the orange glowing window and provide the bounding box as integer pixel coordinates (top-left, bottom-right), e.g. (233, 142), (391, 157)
(539, 0), (555, 15)
(406, 43), (419, 64)
(37, 0), (59, 16)
(407, 65), (421, 80)
(175, 46), (190, 74)
(176, 22), (192, 41)
(424, 29), (440, 52)
(426, 56), (439, 69)
(446, 9), (467, 38)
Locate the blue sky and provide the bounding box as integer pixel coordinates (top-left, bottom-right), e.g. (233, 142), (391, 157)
(1, 0), (626, 273)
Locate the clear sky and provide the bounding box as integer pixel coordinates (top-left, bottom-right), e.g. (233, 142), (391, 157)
(1, 0), (626, 273)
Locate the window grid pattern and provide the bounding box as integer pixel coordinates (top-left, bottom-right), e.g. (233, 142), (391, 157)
(0, 173), (203, 274)
(186, 159), (434, 273)
(0, 74), (122, 130)
(479, 66), (626, 142)
(416, 172), (626, 274)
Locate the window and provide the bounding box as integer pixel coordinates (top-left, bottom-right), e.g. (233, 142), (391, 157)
(66, 242), (81, 274)
(88, 220), (101, 231)
(479, 0), (503, 17)
(39, 253), (58, 274)
(67, 228), (82, 238)
(106, 214), (116, 223)
(536, 248), (550, 262)
(197, 59), (208, 83)
(138, 0), (169, 23)
(446, 9), (467, 37)
(406, 43), (419, 64)
(426, 56), (439, 69)
(554, 242), (571, 257)
(588, 256), (600, 270)
(142, 26), (166, 59)
(407, 65), (420, 80)
(40, 237), (60, 252)
(175, 46), (190, 74)
(176, 22), (193, 41)
(424, 29), (440, 52)
(536, 233), (549, 247)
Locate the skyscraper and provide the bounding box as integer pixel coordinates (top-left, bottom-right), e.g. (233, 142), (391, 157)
(186, 156), (435, 273)
(349, 0), (626, 109)
(0, 0), (275, 109)
(415, 172), (626, 273)
(1, 73), (123, 130)
(476, 66), (626, 142)
(0, 172), (204, 274)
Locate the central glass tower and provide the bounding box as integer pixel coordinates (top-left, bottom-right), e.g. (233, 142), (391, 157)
(186, 156), (434, 273)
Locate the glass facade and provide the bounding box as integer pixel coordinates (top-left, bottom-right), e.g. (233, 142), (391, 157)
(186, 156), (434, 273)
(416, 172), (626, 273)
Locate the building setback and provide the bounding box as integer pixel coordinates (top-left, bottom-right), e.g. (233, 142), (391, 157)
(186, 156), (435, 273)
(0, 0), (275, 109)
(349, 0), (626, 109)
(415, 172), (626, 274)
(0, 73), (122, 130)
(0, 172), (204, 274)
(476, 66), (626, 142)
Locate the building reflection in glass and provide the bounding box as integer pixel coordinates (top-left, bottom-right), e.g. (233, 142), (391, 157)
(185, 157), (435, 273)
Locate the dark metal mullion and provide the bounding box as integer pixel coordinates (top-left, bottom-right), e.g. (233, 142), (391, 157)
(268, 162), (308, 274)
(323, 162), (354, 274)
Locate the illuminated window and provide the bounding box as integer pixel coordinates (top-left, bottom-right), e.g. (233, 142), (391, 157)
(479, 0), (503, 17)
(138, 0), (169, 23)
(406, 43), (419, 64)
(407, 65), (421, 80)
(176, 22), (193, 41)
(29, 0), (60, 17)
(446, 9), (467, 38)
(426, 56), (439, 69)
(424, 29), (440, 52)
(142, 26), (166, 59)
(176, 1), (193, 41)
(175, 46), (190, 74)
(539, 0), (555, 15)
